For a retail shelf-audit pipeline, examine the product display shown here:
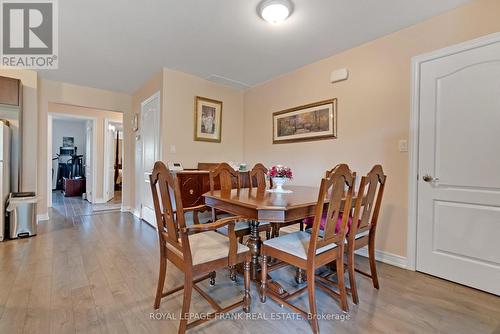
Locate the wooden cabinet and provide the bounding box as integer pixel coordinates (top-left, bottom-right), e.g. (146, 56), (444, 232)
(0, 76), (21, 106)
(176, 169), (250, 208)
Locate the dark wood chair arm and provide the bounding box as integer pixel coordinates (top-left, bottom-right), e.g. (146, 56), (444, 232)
(180, 205), (209, 225)
(182, 216), (246, 266)
(182, 204), (208, 213)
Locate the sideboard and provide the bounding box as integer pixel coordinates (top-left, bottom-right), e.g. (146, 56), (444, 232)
(175, 163), (251, 208)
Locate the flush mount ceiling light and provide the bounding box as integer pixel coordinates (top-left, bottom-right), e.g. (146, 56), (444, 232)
(259, 0), (293, 24)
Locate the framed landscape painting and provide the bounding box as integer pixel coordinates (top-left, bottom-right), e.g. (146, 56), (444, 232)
(272, 99), (337, 144)
(194, 96), (222, 142)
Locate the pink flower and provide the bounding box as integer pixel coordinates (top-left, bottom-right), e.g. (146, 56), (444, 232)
(267, 165), (293, 179)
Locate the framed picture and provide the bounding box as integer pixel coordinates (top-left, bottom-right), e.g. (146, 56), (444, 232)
(131, 113), (139, 132)
(194, 96), (222, 142)
(63, 136), (74, 147)
(272, 99), (337, 144)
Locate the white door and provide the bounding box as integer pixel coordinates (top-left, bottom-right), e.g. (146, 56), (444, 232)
(105, 122), (115, 202)
(140, 92), (160, 227)
(85, 121), (93, 203)
(416, 36), (500, 295)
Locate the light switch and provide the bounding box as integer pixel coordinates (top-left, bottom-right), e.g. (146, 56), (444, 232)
(398, 140), (408, 152)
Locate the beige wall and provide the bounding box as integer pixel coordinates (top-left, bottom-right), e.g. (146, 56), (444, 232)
(38, 79), (132, 217)
(0, 69), (38, 192)
(243, 0), (500, 258)
(162, 68), (244, 168)
(130, 69), (244, 212)
(49, 103), (122, 201)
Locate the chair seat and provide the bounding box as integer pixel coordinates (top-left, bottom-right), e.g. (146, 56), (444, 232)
(218, 221), (271, 235)
(167, 231), (249, 266)
(262, 231), (338, 260)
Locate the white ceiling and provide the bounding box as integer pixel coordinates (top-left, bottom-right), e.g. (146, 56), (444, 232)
(38, 0), (472, 93)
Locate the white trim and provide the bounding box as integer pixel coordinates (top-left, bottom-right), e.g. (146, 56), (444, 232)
(355, 247), (408, 270)
(93, 197), (107, 204)
(48, 113), (98, 206)
(37, 213), (49, 222)
(408, 31), (500, 272)
(103, 118), (123, 203)
(132, 208), (141, 218)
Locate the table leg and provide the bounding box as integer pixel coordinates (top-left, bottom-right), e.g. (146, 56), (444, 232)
(295, 267), (306, 284)
(246, 219), (262, 280)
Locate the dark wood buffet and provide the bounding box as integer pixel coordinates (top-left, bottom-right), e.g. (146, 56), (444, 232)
(175, 162), (251, 208)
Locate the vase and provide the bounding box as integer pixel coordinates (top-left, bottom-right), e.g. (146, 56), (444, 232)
(271, 177), (290, 193)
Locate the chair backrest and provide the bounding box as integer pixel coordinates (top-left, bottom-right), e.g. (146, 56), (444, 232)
(149, 161), (192, 263)
(308, 164), (355, 258)
(249, 163), (272, 191)
(350, 165), (387, 240)
(209, 162), (240, 196)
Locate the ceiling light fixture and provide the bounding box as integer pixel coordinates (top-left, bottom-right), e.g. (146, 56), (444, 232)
(259, 0), (293, 24)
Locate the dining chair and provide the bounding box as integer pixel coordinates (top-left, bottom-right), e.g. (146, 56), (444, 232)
(210, 162), (272, 280)
(345, 164), (386, 304)
(259, 164), (355, 334)
(249, 163), (304, 237)
(210, 162), (272, 241)
(150, 161), (251, 334)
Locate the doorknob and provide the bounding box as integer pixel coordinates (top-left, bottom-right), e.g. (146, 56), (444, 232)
(422, 174), (439, 183)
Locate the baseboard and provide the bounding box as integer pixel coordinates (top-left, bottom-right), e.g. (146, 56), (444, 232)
(37, 213), (49, 222)
(93, 198), (107, 204)
(120, 206), (132, 212)
(355, 247), (408, 269)
(132, 209), (141, 218)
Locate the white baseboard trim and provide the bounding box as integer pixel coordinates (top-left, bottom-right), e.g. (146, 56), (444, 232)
(355, 247), (408, 270)
(120, 206), (132, 212)
(93, 198), (107, 204)
(37, 213), (49, 222)
(132, 209), (141, 218)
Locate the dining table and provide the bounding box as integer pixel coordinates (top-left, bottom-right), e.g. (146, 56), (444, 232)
(203, 185), (323, 296)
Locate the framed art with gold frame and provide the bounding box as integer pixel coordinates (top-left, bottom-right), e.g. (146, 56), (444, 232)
(272, 99), (337, 144)
(194, 96), (222, 142)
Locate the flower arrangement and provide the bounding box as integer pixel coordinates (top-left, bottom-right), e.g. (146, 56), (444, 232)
(268, 165), (293, 179)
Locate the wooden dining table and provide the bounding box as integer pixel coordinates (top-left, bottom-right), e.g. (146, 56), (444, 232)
(203, 185), (322, 296)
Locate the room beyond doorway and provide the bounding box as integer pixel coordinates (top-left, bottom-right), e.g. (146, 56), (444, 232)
(47, 103), (124, 211)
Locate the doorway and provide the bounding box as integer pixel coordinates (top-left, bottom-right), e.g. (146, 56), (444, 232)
(48, 113), (97, 211)
(103, 119), (123, 206)
(409, 32), (500, 295)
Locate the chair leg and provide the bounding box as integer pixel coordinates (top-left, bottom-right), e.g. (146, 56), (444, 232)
(238, 236), (244, 244)
(347, 246), (359, 304)
(243, 260), (251, 312)
(266, 229), (271, 240)
(229, 265), (237, 282)
(368, 235), (379, 289)
(154, 256), (167, 309)
(336, 253), (349, 312)
(299, 221), (304, 231)
(273, 224), (280, 238)
(260, 253), (268, 302)
(178, 274), (193, 334)
(209, 271), (216, 286)
(307, 269), (319, 334)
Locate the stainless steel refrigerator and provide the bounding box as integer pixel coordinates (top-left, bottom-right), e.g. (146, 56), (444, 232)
(0, 122), (10, 241)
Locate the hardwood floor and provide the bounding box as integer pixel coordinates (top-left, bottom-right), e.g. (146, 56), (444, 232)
(0, 201), (499, 333)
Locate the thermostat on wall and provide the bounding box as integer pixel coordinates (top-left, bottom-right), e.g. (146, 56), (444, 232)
(330, 68), (349, 83)
(168, 162), (184, 171)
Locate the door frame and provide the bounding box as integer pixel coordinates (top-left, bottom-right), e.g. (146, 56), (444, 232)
(103, 118), (123, 202)
(139, 91), (161, 226)
(47, 113), (98, 207)
(407, 31), (500, 271)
